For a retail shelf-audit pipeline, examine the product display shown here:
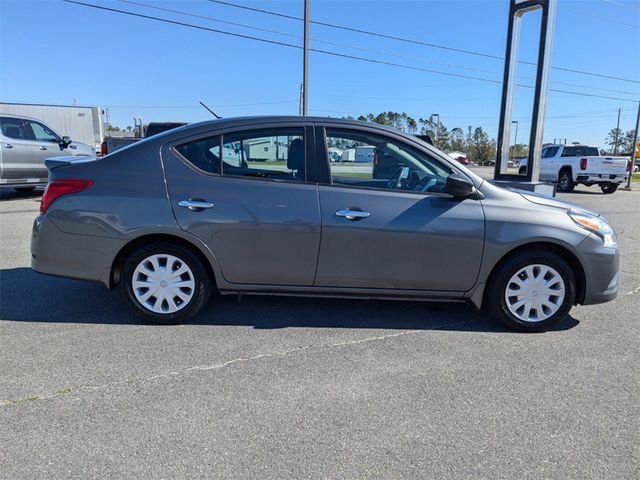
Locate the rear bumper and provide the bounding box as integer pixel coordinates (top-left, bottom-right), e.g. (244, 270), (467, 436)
(31, 214), (123, 287)
(576, 173), (627, 184)
(577, 233), (619, 305)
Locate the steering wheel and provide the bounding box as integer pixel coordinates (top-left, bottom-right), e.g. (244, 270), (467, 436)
(386, 167), (405, 190)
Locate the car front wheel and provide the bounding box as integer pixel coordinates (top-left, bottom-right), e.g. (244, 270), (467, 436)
(485, 250), (576, 332)
(121, 243), (212, 324)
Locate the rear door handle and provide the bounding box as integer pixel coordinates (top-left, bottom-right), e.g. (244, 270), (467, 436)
(3, 144), (13, 149)
(178, 199), (214, 211)
(336, 209), (370, 220)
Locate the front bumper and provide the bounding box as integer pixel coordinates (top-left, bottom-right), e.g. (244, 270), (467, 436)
(577, 232), (619, 305)
(31, 214), (123, 287)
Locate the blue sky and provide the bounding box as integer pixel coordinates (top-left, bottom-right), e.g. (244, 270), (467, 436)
(1, 0), (638, 147)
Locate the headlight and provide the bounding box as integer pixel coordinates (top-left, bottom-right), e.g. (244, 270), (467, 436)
(568, 209), (617, 248)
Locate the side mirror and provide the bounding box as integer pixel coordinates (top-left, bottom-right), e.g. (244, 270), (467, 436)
(60, 136), (72, 148)
(445, 173), (475, 197)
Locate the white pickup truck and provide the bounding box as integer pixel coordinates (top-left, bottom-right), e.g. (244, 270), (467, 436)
(518, 144), (630, 194)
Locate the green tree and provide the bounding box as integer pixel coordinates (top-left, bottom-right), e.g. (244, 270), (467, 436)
(509, 144), (528, 159)
(619, 130), (637, 155)
(418, 115), (449, 151)
(358, 112), (419, 134)
(470, 127), (495, 161)
(450, 127), (465, 152)
(605, 127), (624, 154)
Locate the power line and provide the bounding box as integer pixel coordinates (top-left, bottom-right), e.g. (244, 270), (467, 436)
(567, 6), (640, 28)
(119, 0), (639, 97)
(63, 0), (639, 103)
(117, 0), (501, 77)
(208, 0), (640, 85)
(601, 0), (640, 11)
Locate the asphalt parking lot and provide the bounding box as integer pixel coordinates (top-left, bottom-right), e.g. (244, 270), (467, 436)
(0, 185), (638, 479)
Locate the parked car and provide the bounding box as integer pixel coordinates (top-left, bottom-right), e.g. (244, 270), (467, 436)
(447, 151), (470, 165)
(31, 117), (619, 332)
(101, 121), (187, 156)
(518, 144), (630, 193)
(0, 114), (94, 192)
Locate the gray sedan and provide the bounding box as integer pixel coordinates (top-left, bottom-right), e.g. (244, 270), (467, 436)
(30, 116), (619, 332)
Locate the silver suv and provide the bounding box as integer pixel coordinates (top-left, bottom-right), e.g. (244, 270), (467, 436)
(0, 114), (94, 192)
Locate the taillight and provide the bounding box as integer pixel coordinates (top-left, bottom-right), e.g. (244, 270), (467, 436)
(579, 158), (587, 170)
(40, 179), (93, 214)
(100, 141), (107, 156)
(627, 159), (632, 172)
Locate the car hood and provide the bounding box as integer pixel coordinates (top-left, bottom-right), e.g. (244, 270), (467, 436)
(515, 189), (600, 217)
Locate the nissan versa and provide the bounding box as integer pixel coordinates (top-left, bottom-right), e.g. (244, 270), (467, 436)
(30, 117), (619, 332)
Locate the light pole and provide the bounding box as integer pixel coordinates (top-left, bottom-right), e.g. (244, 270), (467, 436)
(302, 0), (309, 116)
(512, 120), (518, 161)
(432, 113), (440, 147)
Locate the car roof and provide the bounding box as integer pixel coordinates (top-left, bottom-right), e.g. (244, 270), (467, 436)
(149, 115), (411, 143)
(0, 113), (43, 122)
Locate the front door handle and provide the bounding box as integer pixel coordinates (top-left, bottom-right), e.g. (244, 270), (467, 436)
(178, 199), (214, 211)
(336, 209), (370, 220)
(40, 146), (47, 150)
(3, 144), (13, 149)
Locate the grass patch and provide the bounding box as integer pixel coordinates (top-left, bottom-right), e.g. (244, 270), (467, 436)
(632, 172), (640, 182)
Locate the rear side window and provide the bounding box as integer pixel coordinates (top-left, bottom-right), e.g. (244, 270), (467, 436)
(561, 147), (577, 157)
(541, 146), (559, 158)
(0, 117), (32, 140)
(221, 128), (305, 182)
(175, 135), (221, 174)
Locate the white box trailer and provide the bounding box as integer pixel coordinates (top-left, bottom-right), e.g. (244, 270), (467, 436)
(0, 102), (104, 151)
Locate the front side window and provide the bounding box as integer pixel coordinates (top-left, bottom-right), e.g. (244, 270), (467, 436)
(325, 128), (452, 194)
(221, 128), (305, 182)
(541, 146), (559, 158)
(29, 121), (59, 142)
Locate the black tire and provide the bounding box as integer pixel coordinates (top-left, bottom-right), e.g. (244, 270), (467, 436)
(518, 166), (527, 176)
(557, 169), (575, 193)
(14, 186), (36, 193)
(121, 242), (212, 324)
(600, 183), (618, 194)
(485, 250), (576, 332)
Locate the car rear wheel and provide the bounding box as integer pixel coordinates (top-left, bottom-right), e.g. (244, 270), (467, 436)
(485, 250), (576, 332)
(600, 183), (618, 194)
(121, 243), (212, 324)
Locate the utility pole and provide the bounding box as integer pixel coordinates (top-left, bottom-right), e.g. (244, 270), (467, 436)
(512, 120), (519, 161)
(302, 0), (309, 116)
(624, 100), (640, 190)
(298, 83), (303, 116)
(432, 113), (440, 148)
(613, 107), (621, 154)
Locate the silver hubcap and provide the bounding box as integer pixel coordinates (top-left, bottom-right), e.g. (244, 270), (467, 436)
(132, 254), (195, 314)
(504, 264), (565, 323)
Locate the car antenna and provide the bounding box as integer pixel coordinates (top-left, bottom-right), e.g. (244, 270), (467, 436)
(199, 101), (221, 119)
